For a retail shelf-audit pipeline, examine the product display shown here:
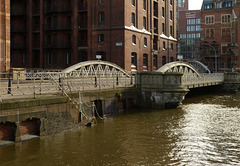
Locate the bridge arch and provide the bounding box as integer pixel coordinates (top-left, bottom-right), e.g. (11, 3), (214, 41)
(61, 60), (130, 77)
(156, 62), (200, 77)
(186, 60), (211, 73)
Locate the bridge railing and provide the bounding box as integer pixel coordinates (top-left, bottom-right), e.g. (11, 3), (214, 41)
(0, 71), (135, 101)
(182, 73), (224, 88)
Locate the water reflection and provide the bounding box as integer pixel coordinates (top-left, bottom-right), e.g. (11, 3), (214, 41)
(0, 92), (239, 166)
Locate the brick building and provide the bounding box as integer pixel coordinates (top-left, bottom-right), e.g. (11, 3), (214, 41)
(10, 0), (88, 70)
(88, 0), (177, 71)
(201, 0), (240, 72)
(7, 0), (177, 72)
(178, 10), (201, 60)
(0, 0), (10, 72)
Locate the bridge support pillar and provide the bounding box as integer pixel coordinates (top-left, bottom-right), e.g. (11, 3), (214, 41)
(137, 72), (189, 109)
(223, 73), (240, 92)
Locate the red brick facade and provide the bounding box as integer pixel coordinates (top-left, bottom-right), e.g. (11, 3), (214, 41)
(0, 123), (15, 140)
(0, 0), (10, 72)
(3, 0), (177, 72)
(201, 0), (240, 72)
(88, 0), (177, 72)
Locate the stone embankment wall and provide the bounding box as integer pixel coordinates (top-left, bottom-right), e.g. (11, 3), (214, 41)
(0, 88), (138, 143)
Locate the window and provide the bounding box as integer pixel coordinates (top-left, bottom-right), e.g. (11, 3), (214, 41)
(224, 1), (232, 8)
(205, 15), (214, 24)
(196, 18), (201, 24)
(66, 53), (71, 65)
(153, 54), (157, 68)
(221, 43), (229, 54)
(98, 12), (105, 23)
(144, 37), (147, 46)
(171, 43), (174, 50)
(162, 7), (165, 17)
(132, 13), (135, 26)
(204, 3), (213, 9)
(162, 56), (166, 65)
(222, 28), (230, 37)
(163, 41), (166, 49)
(47, 53), (52, 64)
(162, 23), (165, 34)
(232, 32), (236, 43)
(143, 16), (146, 29)
(216, 2), (222, 8)
(170, 26), (173, 36)
(221, 14), (231, 23)
(170, 57), (174, 62)
(170, 0), (173, 5)
(131, 52), (137, 66)
(143, 0), (146, 10)
(143, 54), (148, 67)
(170, 11), (173, 20)
(205, 28), (214, 38)
(132, 35), (136, 45)
(98, 34), (104, 42)
(132, 0), (135, 6)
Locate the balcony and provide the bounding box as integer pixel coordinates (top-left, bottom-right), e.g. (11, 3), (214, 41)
(78, 41), (87, 47)
(45, 42), (72, 49)
(11, 9), (26, 17)
(45, 24), (72, 31)
(11, 26), (27, 33)
(32, 24), (40, 32)
(45, 5), (72, 14)
(32, 8), (40, 16)
(11, 42), (27, 49)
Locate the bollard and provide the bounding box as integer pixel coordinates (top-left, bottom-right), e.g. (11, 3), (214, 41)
(7, 76), (11, 94)
(33, 77), (36, 99)
(59, 76), (62, 90)
(95, 76), (97, 87)
(17, 72), (20, 89)
(116, 75), (119, 86)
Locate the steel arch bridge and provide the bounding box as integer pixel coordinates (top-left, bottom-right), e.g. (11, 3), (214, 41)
(186, 60), (211, 73)
(61, 60), (130, 78)
(157, 61), (201, 77)
(157, 61), (224, 88)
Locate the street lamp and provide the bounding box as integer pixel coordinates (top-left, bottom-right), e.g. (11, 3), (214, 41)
(201, 43), (217, 73)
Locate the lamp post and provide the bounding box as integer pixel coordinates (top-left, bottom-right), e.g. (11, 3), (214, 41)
(201, 43), (217, 73)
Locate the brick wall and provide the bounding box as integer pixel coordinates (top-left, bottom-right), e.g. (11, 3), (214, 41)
(0, 123), (16, 140)
(20, 119), (38, 135)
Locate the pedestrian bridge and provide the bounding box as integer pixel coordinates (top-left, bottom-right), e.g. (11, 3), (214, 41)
(156, 61), (224, 89)
(0, 60), (239, 101)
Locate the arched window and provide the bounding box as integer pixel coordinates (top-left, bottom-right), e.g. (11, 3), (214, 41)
(131, 52), (137, 66)
(132, 35), (136, 45)
(143, 54), (148, 67)
(144, 37), (147, 46)
(153, 54), (157, 68)
(143, 0), (146, 10)
(132, 13), (135, 26)
(162, 56), (166, 66)
(98, 12), (105, 23)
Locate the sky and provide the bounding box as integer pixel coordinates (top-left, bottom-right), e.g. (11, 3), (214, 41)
(189, 0), (204, 10)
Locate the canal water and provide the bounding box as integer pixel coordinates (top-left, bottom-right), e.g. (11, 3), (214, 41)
(0, 92), (239, 166)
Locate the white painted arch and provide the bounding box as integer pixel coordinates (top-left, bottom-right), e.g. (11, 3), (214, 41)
(61, 60), (130, 77)
(157, 62), (200, 77)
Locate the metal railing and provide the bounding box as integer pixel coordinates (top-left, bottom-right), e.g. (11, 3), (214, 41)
(182, 73), (224, 87)
(0, 71), (135, 101)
